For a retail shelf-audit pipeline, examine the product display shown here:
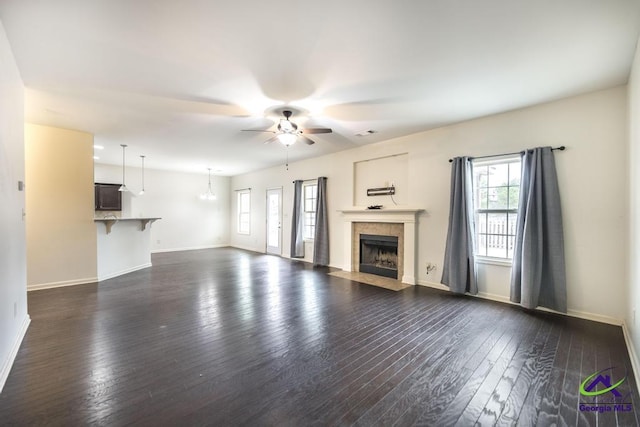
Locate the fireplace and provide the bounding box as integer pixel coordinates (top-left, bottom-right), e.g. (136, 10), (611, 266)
(359, 234), (399, 279)
(339, 208), (422, 285)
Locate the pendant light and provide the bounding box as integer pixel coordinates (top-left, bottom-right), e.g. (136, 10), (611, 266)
(200, 168), (217, 201)
(139, 155), (146, 196)
(118, 144), (129, 192)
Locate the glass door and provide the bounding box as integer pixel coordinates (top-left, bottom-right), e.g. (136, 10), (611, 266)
(266, 188), (282, 255)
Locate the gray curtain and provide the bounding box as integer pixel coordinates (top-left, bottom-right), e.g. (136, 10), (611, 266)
(290, 180), (304, 258)
(441, 157), (477, 294)
(313, 177), (329, 266)
(510, 147), (566, 312)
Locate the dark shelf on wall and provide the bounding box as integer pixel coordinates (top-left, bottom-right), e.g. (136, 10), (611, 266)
(95, 183), (122, 211)
(367, 186), (395, 196)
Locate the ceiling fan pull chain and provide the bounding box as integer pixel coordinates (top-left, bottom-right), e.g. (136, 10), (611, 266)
(286, 146), (289, 171)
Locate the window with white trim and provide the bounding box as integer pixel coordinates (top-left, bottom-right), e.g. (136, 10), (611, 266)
(472, 157), (521, 260)
(303, 182), (317, 240)
(237, 190), (251, 235)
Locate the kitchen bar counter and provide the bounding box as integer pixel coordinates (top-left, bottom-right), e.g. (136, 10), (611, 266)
(95, 217), (161, 281)
(94, 217), (161, 235)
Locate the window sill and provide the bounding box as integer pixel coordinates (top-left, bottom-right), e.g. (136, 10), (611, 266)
(303, 238), (315, 243)
(475, 256), (513, 267)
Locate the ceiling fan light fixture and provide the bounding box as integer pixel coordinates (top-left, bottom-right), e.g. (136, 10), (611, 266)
(242, 110), (330, 146)
(279, 118), (295, 132)
(277, 133), (297, 146)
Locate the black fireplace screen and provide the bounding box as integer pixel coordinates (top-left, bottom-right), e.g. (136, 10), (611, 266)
(359, 234), (399, 279)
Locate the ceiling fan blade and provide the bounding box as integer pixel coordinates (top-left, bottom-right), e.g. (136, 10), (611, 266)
(300, 135), (315, 145)
(32, 87), (251, 117)
(301, 128), (332, 134)
(263, 135), (280, 144)
(245, 117), (275, 129)
(242, 129), (275, 133)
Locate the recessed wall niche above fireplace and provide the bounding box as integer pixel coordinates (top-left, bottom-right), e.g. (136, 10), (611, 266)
(359, 234), (399, 279)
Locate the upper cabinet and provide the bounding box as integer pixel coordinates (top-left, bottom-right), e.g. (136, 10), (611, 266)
(95, 183), (122, 211)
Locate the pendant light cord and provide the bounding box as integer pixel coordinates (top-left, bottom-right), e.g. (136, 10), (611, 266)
(122, 145), (126, 185)
(120, 144), (128, 191)
(141, 155), (145, 190)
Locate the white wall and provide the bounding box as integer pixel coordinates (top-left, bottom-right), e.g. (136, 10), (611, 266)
(97, 220), (152, 280)
(94, 164), (231, 252)
(0, 21), (29, 392)
(627, 38), (640, 373)
(231, 86), (628, 323)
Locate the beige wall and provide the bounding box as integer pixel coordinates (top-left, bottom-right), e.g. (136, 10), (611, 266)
(25, 124), (97, 289)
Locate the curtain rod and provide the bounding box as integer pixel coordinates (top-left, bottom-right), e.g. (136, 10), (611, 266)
(292, 176), (327, 183)
(448, 146), (566, 163)
(234, 187), (251, 191)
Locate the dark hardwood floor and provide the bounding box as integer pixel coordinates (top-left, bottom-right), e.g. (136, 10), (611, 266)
(1, 247), (638, 426)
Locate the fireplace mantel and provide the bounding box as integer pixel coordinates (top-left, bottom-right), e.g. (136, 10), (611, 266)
(338, 208), (424, 285)
(337, 208), (423, 223)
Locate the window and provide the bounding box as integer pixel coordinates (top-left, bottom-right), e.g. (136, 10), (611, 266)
(472, 157), (521, 260)
(237, 190), (251, 235)
(303, 182), (317, 240)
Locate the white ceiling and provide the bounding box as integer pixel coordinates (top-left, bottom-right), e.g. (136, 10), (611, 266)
(1, 0), (639, 176)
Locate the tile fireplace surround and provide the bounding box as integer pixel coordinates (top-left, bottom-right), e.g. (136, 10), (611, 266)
(338, 208), (423, 285)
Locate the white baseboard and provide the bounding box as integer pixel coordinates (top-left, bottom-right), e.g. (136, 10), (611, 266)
(622, 320), (640, 392)
(28, 276), (98, 292)
(416, 280), (623, 325)
(0, 314), (30, 393)
(402, 275), (416, 285)
(229, 244), (265, 254)
(151, 244), (228, 254)
(98, 263), (152, 281)
(293, 258), (341, 269)
(545, 307), (622, 326)
(416, 280), (449, 291)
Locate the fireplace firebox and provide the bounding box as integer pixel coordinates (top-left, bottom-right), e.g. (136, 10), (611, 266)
(359, 234), (399, 279)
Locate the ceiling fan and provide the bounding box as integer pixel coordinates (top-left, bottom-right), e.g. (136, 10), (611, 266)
(242, 110), (332, 146)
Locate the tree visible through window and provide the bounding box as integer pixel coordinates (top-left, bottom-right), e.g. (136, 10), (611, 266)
(472, 157), (521, 259)
(303, 183), (317, 240)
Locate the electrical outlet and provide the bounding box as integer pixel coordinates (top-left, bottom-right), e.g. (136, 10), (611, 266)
(426, 262), (437, 274)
